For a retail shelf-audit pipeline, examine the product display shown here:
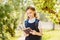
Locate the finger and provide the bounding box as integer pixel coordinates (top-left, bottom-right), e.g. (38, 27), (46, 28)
(30, 31), (32, 33)
(26, 34), (29, 37)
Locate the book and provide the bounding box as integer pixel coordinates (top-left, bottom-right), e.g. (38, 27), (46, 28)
(19, 26), (32, 34)
(23, 28), (32, 34)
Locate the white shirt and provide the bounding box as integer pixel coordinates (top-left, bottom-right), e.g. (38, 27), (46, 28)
(28, 17), (36, 23)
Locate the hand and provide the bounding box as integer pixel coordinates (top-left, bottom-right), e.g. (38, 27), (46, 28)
(23, 27), (32, 34)
(23, 28), (30, 37)
(30, 30), (37, 35)
(24, 32), (29, 37)
(25, 34), (29, 37)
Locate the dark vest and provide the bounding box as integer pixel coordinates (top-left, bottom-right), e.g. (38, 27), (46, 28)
(25, 19), (42, 40)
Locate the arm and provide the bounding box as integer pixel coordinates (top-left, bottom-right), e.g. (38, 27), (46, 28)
(35, 27), (43, 36)
(36, 21), (43, 36)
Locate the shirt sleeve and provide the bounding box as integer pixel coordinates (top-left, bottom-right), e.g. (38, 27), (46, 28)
(38, 21), (42, 29)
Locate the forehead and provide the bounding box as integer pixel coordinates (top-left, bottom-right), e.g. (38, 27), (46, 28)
(26, 9), (34, 13)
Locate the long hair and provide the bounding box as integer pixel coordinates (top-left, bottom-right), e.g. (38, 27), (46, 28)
(26, 6), (37, 19)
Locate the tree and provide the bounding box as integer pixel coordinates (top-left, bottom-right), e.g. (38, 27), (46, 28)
(0, 0), (21, 40)
(32, 0), (60, 30)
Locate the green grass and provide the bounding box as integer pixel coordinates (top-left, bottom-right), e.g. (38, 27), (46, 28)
(42, 30), (60, 40)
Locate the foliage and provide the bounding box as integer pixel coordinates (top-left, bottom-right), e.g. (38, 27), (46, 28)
(0, 0), (21, 40)
(32, 0), (60, 24)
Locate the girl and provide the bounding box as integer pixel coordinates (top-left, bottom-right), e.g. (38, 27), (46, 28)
(23, 6), (42, 40)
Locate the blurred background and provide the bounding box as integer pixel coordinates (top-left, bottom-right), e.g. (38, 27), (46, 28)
(0, 0), (60, 40)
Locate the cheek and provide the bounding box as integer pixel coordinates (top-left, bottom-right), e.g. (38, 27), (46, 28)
(27, 13), (29, 16)
(29, 13), (33, 16)
(30, 14), (33, 16)
(27, 13), (31, 16)
(27, 14), (32, 17)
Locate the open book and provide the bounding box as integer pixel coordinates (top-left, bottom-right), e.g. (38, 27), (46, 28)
(19, 26), (32, 34)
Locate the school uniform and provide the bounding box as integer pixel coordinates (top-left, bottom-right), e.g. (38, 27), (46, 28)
(24, 18), (42, 40)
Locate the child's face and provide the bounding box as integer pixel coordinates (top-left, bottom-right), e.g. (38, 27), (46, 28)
(26, 9), (35, 18)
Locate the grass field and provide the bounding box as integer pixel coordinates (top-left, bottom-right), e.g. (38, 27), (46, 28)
(42, 30), (60, 40)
